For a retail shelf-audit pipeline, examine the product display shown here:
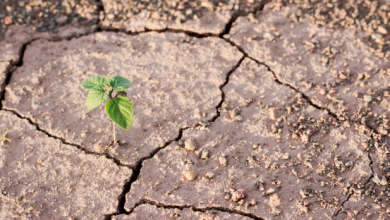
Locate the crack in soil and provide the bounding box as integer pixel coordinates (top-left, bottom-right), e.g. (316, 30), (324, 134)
(104, 126), (191, 219)
(218, 0), (271, 38)
(1, 6), (384, 218)
(111, 198), (265, 220)
(222, 38), (341, 120)
(2, 108), (130, 168)
(333, 151), (374, 217)
(105, 50), (248, 218)
(208, 55), (246, 122)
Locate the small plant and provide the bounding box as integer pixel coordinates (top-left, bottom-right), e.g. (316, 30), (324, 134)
(81, 75), (134, 144)
(1, 130), (10, 143)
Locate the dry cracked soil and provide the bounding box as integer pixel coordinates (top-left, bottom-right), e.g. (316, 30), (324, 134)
(1, 0), (390, 220)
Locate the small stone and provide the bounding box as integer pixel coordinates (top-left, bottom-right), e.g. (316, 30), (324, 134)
(232, 189), (245, 202)
(205, 172), (214, 179)
(265, 188), (275, 195)
(199, 121), (211, 127)
(224, 194), (231, 200)
(363, 95), (372, 102)
(237, 199), (245, 206)
(380, 176), (388, 186)
(282, 153), (290, 160)
(270, 207), (281, 216)
(249, 199), (257, 206)
(377, 26), (388, 35)
(107, 13), (115, 20)
(263, 32), (274, 41)
(183, 170), (197, 181)
(269, 108), (277, 120)
(201, 1), (213, 8)
(234, 115), (243, 122)
(184, 138), (197, 151)
(269, 194), (281, 207)
(200, 212), (215, 220)
(219, 156), (227, 166)
(335, 161), (343, 169)
(257, 182), (265, 191)
(301, 134), (309, 143)
(373, 175), (381, 185)
(229, 108), (239, 118)
(299, 190), (307, 198)
(201, 149), (209, 159)
(345, 161), (353, 168)
(4, 16), (12, 25)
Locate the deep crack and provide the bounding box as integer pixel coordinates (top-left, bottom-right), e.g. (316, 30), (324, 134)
(2, 108), (130, 168)
(219, 0), (270, 37)
(1, 7), (385, 219)
(104, 126), (191, 219)
(113, 198), (265, 220)
(208, 55), (246, 123)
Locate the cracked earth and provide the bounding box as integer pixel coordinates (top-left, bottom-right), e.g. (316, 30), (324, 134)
(1, 0), (390, 219)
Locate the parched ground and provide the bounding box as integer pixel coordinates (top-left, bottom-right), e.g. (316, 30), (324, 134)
(1, 0), (390, 220)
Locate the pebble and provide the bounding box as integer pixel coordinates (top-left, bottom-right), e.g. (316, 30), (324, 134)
(265, 188), (275, 195)
(199, 121), (211, 127)
(205, 172), (214, 179)
(335, 161), (343, 169)
(263, 32), (274, 41)
(269, 194), (281, 207)
(282, 153), (290, 160)
(4, 16), (12, 25)
(184, 138), (197, 151)
(201, 149), (209, 159)
(200, 212), (215, 220)
(231, 189), (245, 202)
(201, 1), (213, 8)
(269, 108), (277, 120)
(301, 134), (309, 143)
(107, 13), (115, 20)
(380, 176), (388, 186)
(363, 95), (372, 102)
(234, 115), (243, 122)
(377, 26), (388, 35)
(345, 161), (353, 168)
(183, 170), (197, 181)
(219, 156), (227, 166)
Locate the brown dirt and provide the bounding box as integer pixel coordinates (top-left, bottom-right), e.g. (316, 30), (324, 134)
(124, 58), (372, 219)
(2, 32), (241, 166)
(113, 203), (253, 220)
(1, 1), (390, 219)
(0, 111), (131, 219)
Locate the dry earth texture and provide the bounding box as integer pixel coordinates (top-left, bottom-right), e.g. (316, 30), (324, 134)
(1, 0), (390, 220)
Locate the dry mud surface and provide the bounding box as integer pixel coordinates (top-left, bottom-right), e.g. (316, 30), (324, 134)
(1, 1), (390, 220)
(0, 111), (131, 219)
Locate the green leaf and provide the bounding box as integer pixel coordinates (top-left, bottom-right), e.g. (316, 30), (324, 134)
(81, 75), (110, 90)
(106, 96), (134, 130)
(109, 76), (133, 91)
(87, 85), (109, 110)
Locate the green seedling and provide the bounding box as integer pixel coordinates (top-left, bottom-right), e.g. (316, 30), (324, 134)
(81, 75), (134, 144)
(1, 130), (10, 143)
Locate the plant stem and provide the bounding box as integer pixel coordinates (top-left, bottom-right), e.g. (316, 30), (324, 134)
(113, 121), (117, 144)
